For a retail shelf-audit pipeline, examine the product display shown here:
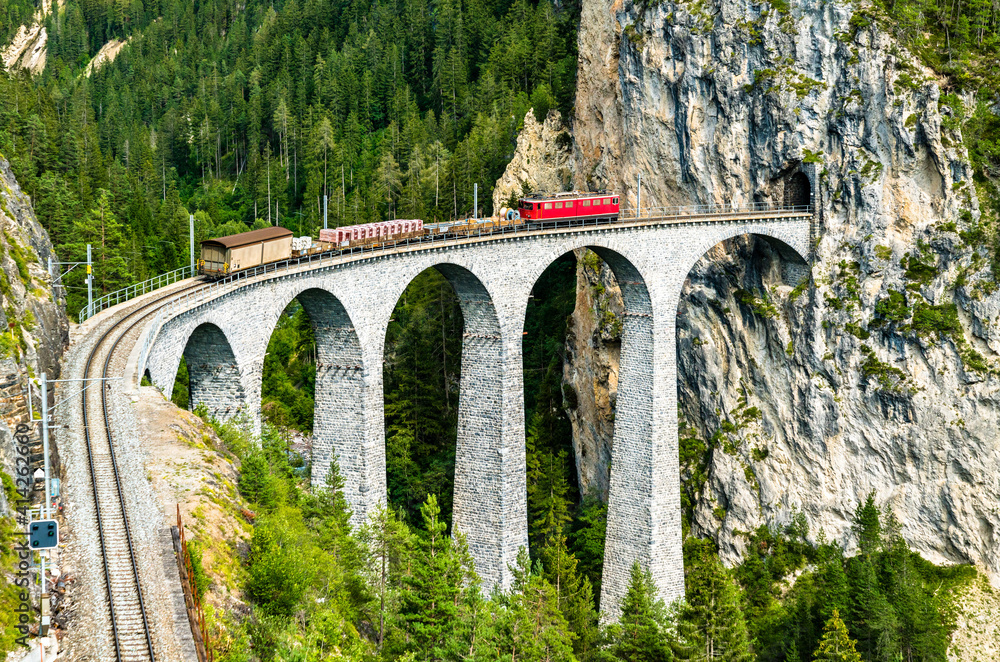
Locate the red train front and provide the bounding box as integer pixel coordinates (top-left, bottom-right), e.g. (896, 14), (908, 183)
(518, 192), (620, 221)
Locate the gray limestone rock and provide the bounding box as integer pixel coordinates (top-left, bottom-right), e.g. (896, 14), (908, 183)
(0, 157), (69, 507)
(568, 0), (1000, 589)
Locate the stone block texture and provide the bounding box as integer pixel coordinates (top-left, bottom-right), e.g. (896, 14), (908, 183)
(142, 215), (810, 616)
(182, 322), (246, 420)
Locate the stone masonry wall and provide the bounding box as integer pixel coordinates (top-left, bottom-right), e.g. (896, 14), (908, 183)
(298, 288), (366, 495)
(142, 216), (810, 613)
(183, 322), (246, 420)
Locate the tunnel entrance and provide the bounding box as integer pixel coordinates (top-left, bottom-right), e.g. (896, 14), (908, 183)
(784, 171), (811, 209)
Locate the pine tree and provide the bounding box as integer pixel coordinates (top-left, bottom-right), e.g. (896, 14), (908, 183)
(846, 494), (899, 659)
(396, 494), (476, 661)
(675, 539), (753, 662)
(72, 188), (131, 296)
(358, 503), (412, 651)
(538, 499), (599, 656)
(814, 535), (850, 624)
(603, 562), (673, 662)
(502, 548), (577, 662)
(812, 611), (862, 662)
(302, 457), (360, 562)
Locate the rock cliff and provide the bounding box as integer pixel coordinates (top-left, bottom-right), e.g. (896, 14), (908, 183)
(1, 0), (55, 74)
(0, 156), (69, 510)
(492, 109), (575, 211)
(562, 249), (623, 500)
(567, 0), (1000, 587)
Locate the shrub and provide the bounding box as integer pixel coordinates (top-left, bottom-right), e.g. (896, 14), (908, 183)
(910, 302), (960, 339)
(873, 290), (910, 326)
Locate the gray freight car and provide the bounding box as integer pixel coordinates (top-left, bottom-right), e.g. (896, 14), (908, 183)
(199, 226), (293, 278)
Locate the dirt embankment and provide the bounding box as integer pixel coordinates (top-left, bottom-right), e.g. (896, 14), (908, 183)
(136, 385), (249, 615)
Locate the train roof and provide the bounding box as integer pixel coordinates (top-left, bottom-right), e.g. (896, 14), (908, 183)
(519, 190), (616, 201)
(202, 226), (293, 249)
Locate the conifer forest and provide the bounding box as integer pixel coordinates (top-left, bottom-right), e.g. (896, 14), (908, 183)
(1, 0), (1000, 655)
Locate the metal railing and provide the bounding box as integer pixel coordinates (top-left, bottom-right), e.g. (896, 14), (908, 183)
(79, 264), (196, 323)
(131, 203), (813, 380)
(628, 202), (812, 218)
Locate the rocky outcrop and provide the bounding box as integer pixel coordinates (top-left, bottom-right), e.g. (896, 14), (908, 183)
(492, 110), (574, 212)
(1, 0), (55, 74)
(84, 38), (129, 77)
(573, 0), (625, 196)
(0, 156), (69, 510)
(563, 249), (623, 500)
(2, 24), (47, 74)
(569, 0), (1000, 586)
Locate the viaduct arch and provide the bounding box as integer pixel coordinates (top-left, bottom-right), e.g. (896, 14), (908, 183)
(141, 214), (811, 618)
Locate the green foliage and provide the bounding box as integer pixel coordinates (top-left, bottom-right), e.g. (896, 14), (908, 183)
(901, 254), (938, 285)
(0, 0), (581, 318)
(3, 232), (32, 285)
(171, 356), (189, 409)
(0, 512), (29, 656)
(872, 290), (910, 327)
(676, 538), (753, 662)
(571, 492), (608, 599)
(848, 10), (873, 35)
(678, 419), (710, 532)
(601, 562), (674, 661)
(261, 301), (316, 432)
(910, 301), (960, 339)
(206, 411), (982, 662)
(383, 268), (464, 525)
(790, 278), (810, 302)
(502, 549), (579, 661)
(859, 346), (910, 393)
(734, 288), (778, 319)
(733, 519), (812, 658)
(845, 322), (870, 340)
(392, 494), (479, 659)
(187, 539), (211, 600)
(811, 610), (862, 662)
(246, 515), (315, 616)
(0, 0), (36, 43)
(802, 149), (825, 164)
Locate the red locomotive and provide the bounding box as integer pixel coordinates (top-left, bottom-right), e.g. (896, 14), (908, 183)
(517, 191), (620, 221)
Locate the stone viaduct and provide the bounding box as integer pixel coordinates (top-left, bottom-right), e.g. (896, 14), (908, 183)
(142, 211), (812, 619)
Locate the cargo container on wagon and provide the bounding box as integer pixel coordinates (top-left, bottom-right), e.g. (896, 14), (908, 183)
(198, 226), (293, 278)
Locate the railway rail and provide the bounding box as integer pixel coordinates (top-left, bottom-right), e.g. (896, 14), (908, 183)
(79, 282), (204, 661)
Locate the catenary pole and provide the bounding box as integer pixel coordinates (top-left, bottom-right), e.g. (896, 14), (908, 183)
(41, 372), (50, 518)
(86, 244), (93, 319)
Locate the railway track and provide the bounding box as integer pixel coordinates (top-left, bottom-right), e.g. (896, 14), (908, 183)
(79, 283), (203, 661)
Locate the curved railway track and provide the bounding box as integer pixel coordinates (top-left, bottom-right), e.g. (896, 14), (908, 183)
(79, 283), (203, 661)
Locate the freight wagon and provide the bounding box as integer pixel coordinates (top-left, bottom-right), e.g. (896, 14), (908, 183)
(320, 219), (424, 247)
(199, 226), (293, 278)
